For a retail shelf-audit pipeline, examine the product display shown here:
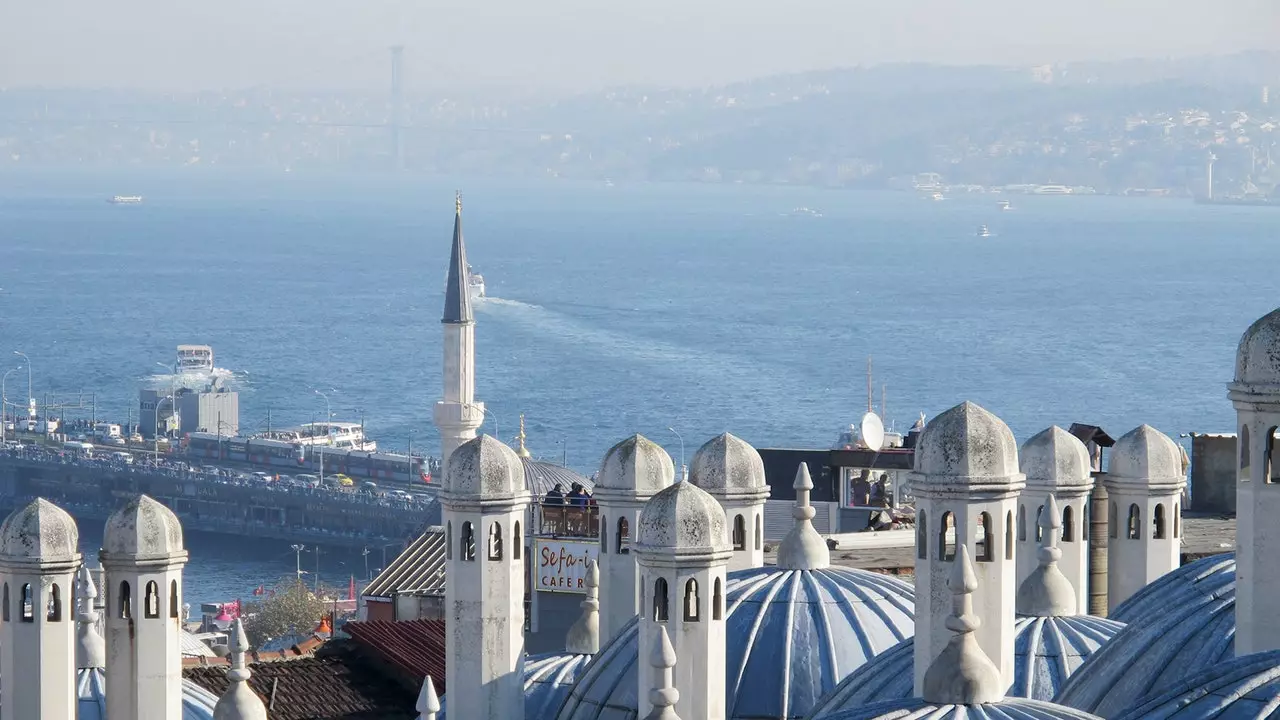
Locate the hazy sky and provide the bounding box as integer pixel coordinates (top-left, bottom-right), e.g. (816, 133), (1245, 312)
(3, 0), (1275, 93)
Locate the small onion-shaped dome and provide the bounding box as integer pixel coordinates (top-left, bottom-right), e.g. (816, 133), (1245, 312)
(555, 566), (916, 720)
(103, 495), (183, 557)
(811, 615), (1125, 710)
(1053, 555), (1235, 717)
(912, 401), (1022, 489)
(522, 457), (594, 498)
(438, 652), (592, 720)
(0, 497), (79, 562)
(689, 433), (767, 496)
(1234, 307), (1280, 386)
(444, 435), (528, 501)
(1105, 425), (1184, 486)
(1114, 648), (1280, 720)
(1019, 427), (1092, 489)
(809, 697), (1101, 720)
(636, 481), (728, 552)
(597, 434), (674, 496)
(76, 668), (220, 719)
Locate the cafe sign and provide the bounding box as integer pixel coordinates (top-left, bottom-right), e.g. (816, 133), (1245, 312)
(534, 539), (599, 594)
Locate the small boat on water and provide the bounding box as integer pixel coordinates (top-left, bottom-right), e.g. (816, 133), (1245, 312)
(108, 195), (143, 205)
(931, 192), (946, 201)
(998, 200), (1013, 211)
(976, 224), (993, 238)
(177, 345), (215, 374)
(788, 207), (823, 218)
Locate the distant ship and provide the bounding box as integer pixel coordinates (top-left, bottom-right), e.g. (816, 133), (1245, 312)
(788, 207), (823, 218)
(998, 200), (1013, 211)
(469, 268), (486, 300)
(177, 345), (215, 374)
(108, 195), (143, 204)
(976, 224), (993, 238)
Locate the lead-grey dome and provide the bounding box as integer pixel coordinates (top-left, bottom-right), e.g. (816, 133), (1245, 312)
(636, 481), (728, 552)
(811, 697), (1100, 720)
(1114, 648), (1280, 720)
(912, 402), (1023, 489)
(689, 433), (767, 496)
(102, 495), (184, 558)
(1053, 554), (1235, 717)
(596, 435), (673, 495)
(444, 435), (529, 502)
(77, 668), (220, 720)
(1019, 427), (1092, 489)
(522, 457), (594, 498)
(555, 566), (915, 720)
(1234, 307), (1280, 386)
(438, 652), (592, 720)
(0, 497), (80, 562)
(1105, 425), (1184, 487)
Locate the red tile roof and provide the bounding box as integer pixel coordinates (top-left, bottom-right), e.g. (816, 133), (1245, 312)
(343, 619), (447, 694)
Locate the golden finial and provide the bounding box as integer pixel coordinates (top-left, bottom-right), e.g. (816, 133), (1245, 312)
(516, 413), (531, 457)
(455, 191), (462, 215)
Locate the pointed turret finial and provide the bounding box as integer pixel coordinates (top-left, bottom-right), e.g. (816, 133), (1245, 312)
(417, 675), (442, 720)
(776, 463), (830, 570)
(565, 559), (601, 654)
(455, 190), (462, 215)
(1016, 494), (1077, 617)
(644, 625), (681, 720)
(76, 565), (106, 669)
(213, 618), (268, 720)
(442, 192), (473, 324)
(922, 545), (1004, 705)
(516, 413), (532, 458)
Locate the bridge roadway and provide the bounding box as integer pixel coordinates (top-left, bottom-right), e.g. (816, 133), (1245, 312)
(0, 451), (438, 550)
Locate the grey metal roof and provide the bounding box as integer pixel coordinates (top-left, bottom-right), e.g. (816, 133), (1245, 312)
(362, 527), (446, 598)
(439, 652), (592, 720)
(554, 566), (915, 720)
(180, 630), (217, 658)
(442, 203), (472, 324)
(1053, 554), (1236, 717)
(524, 458), (594, 498)
(810, 697), (1101, 720)
(810, 615), (1125, 714)
(76, 668), (219, 720)
(1114, 648), (1280, 720)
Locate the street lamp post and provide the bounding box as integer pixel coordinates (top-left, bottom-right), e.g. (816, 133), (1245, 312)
(12, 352), (30, 424)
(668, 427), (686, 481)
(1, 367), (22, 444)
(475, 405), (499, 442)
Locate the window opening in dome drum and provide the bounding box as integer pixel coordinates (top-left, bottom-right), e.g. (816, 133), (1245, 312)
(1005, 511), (1014, 559)
(600, 516), (608, 552)
(617, 517), (630, 555)
(46, 583), (61, 622)
(446, 522), (453, 560)
(145, 581), (160, 619)
(683, 579), (700, 622)
(653, 578), (669, 622)
(20, 583), (32, 622)
(1174, 504), (1180, 538)
(2, 582), (9, 622)
(713, 578), (723, 620)
(170, 580), (179, 618)
(917, 510), (928, 560)
(1017, 505), (1026, 542)
(488, 522), (504, 561)
(1268, 427), (1279, 483)
(939, 511), (955, 561)
(755, 514), (762, 551)
(1109, 502), (1118, 538)
(1083, 503), (1089, 541)
(514, 522), (522, 560)
(1062, 506), (1074, 542)
(461, 522), (476, 561)
(732, 515), (746, 552)
(977, 512), (994, 562)
(1241, 425), (1252, 481)
(1127, 505), (1141, 540)
(1153, 504), (1166, 539)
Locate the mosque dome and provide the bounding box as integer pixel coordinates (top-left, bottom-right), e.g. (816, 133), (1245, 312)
(554, 566), (915, 720)
(1053, 554), (1235, 717)
(1233, 307), (1280, 386)
(102, 495), (184, 558)
(809, 697), (1101, 720)
(522, 457), (593, 498)
(438, 652), (592, 720)
(444, 435), (529, 501)
(597, 434), (673, 496)
(689, 433), (767, 496)
(636, 481), (728, 552)
(1105, 425), (1184, 486)
(76, 668), (220, 720)
(1019, 427), (1092, 489)
(1114, 648), (1280, 720)
(912, 402), (1022, 489)
(0, 497), (79, 562)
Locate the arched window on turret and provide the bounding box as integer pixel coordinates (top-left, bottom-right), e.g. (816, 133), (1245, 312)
(1127, 504), (1141, 540)
(977, 512), (994, 562)
(118, 581), (132, 620)
(47, 583), (61, 622)
(683, 579), (700, 622)
(1062, 505), (1075, 542)
(652, 578), (669, 622)
(446, 522), (453, 560)
(1005, 511), (1014, 560)
(639, 574), (645, 616)
(732, 515), (746, 551)
(1110, 502), (1119, 538)
(939, 511), (955, 561)
(1174, 504), (1180, 538)
(1153, 504), (1167, 539)
(1083, 503), (1090, 541)
(170, 581), (180, 619)
(600, 515), (608, 552)
(616, 517), (630, 555)
(1017, 505), (1026, 542)
(1241, 425), (1252, 481)
(144, 581), (160, 619)
(755, 514), (763, 550)
(1268, 427), (1279, 483)
(713, 578), (723, 620)
(20, 584), (33, 623)
(3, 582), (9, 622)
(488, 522), (504, 561)
(514, 522), (523, 560)
(461, 522), (476, 561)
(917, 510), (928, 560)
(1035, 505), (1045, 542)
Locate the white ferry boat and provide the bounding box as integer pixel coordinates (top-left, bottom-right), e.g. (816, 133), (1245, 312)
(998, 200), (1013, 211)
(108, 195), (143, 204)
(977, 224), (993, 238)
(468, 267), (486, 300)
(271, 422), (378, 451)
(176, 345), (214, 374)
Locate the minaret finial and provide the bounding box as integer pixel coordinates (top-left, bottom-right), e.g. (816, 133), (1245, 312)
(417, 675), (441, 720)
(515, 413), (531, 458)
(76, 564), (106, 669)
(213, 618), (268, 720)
(1016, 494), (1077, 616)
(921, 545), (1004, 705)
(442, 191), (473, 324)
(775, 463), (830, 570)
(455, 190), (462, 215)
(565, 559), (601, 654)
(643, 625), (681, 720)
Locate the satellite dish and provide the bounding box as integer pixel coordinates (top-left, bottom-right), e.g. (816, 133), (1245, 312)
(860, 412), (885, 452)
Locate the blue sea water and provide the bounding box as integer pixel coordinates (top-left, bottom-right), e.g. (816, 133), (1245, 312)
(0, 168), (1277, 603)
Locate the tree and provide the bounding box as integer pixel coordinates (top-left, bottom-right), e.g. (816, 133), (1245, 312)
(242, 579), (330, 650)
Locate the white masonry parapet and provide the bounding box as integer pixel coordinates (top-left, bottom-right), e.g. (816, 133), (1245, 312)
(0, 498), (81, 720)
(594, 434), (675, 642)
(418, 676), (441, 720)
(565, 559), (601, 655)
(1016, 494), (1078, 617)
(644, 625), (682, 720)
(909, 401), (1024, 694)
(101, 495), (189, 720)
(76, 565), (106, 669)
(434, 194), (485, 484)
(1102, 425), (1185, 612)
(775, 462), (830, 570)
(440, 434), (531, 720)
(1018, 427), (1094, 611)
(689, 432), (770, 571)
(1229, 307), (1280, 655)
(214, 618), (267, 720)
(921, 545), (1005, 706)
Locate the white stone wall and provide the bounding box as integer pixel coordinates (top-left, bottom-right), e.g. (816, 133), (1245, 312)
(1016, 489), (1090, 612)
(1104, 491), (1181, 612)
(636, 561), (727, 720)
(595, 501), (645, 644)
(0, 569), (77, 720)
(722, 504), (765, 572)
(434, 323), (484, 482)
(103, 561), (186, 720)
(1230, 408), (1280, 654)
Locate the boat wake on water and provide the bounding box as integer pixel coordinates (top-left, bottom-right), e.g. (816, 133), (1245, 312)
(475, 296), (543, 311)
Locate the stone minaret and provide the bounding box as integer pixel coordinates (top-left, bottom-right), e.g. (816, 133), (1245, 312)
(0, 498), (81, 720)
(1016, 494), (1078, 617)
(1018, 426), (1093, 612)
(910, 401), (1023, 693)
(595, 434), (674, 642)
(689, 432), (770, 571)
(635, 481), (732, 720)
(101, 495), (189, 720)
(433, 192), (485, 483)
(920, 545), (1005, 706)
(214, 618), (267, 720)
(1230, 308), (1280, 655)
(644, 625), (682, 720)
(441, 435), (530, 720)
(1102, 425), (1185, 612)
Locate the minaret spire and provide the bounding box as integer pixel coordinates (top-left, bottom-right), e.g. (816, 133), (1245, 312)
(417, 676), (441, 720)
(434, 193), (484, 481)
(516, 414), (531, 458)
(442, 190), (473, 324)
